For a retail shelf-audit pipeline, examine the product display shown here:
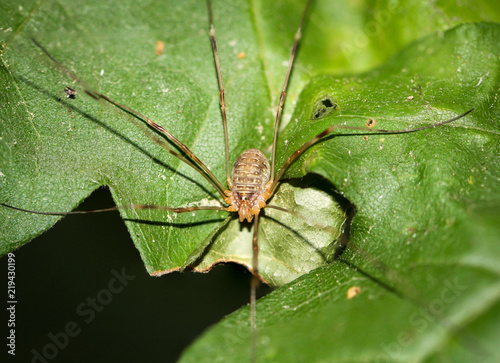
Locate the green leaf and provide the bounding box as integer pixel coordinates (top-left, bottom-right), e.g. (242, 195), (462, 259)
(0, 0), (349, 285)
(1, 0), (499, 361)
(188, 177), (346, 287)
(180, 20), (500, 363)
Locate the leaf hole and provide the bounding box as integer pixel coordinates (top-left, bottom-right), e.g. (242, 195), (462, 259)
(311, 95), (337, 120)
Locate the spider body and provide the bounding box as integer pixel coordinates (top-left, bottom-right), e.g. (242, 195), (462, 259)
(225, 149), (273, 223)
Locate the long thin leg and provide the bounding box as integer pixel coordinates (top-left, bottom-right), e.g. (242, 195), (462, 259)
(32, 38), (228, 199)
(270, 108), (474, 192)
(143, 127), (229, 202)
(250, 213), (260, 363)
(270, 0), (313, 181)
(0, 202), (228, 216)
(207, 0), (231, 187)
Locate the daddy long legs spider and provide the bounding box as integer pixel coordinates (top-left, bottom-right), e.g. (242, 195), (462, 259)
(1, 0), (488, 362)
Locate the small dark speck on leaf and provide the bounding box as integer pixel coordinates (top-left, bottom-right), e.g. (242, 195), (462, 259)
(64, 87), (77, 99)
(366, 118), (376, 128)
(156, 40), (165, 55)
(347, 286), (361, 299)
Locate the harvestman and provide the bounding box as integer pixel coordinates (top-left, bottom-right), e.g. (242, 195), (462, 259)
(2, 0), (474, 357)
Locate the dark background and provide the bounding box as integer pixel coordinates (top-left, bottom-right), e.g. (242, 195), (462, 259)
(1, 188), (272, 362)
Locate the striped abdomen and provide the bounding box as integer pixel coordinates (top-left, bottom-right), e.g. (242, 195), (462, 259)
(226, 149), (271, 222)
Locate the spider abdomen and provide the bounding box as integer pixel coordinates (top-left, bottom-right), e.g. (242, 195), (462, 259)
(227, 149), (271, 222)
